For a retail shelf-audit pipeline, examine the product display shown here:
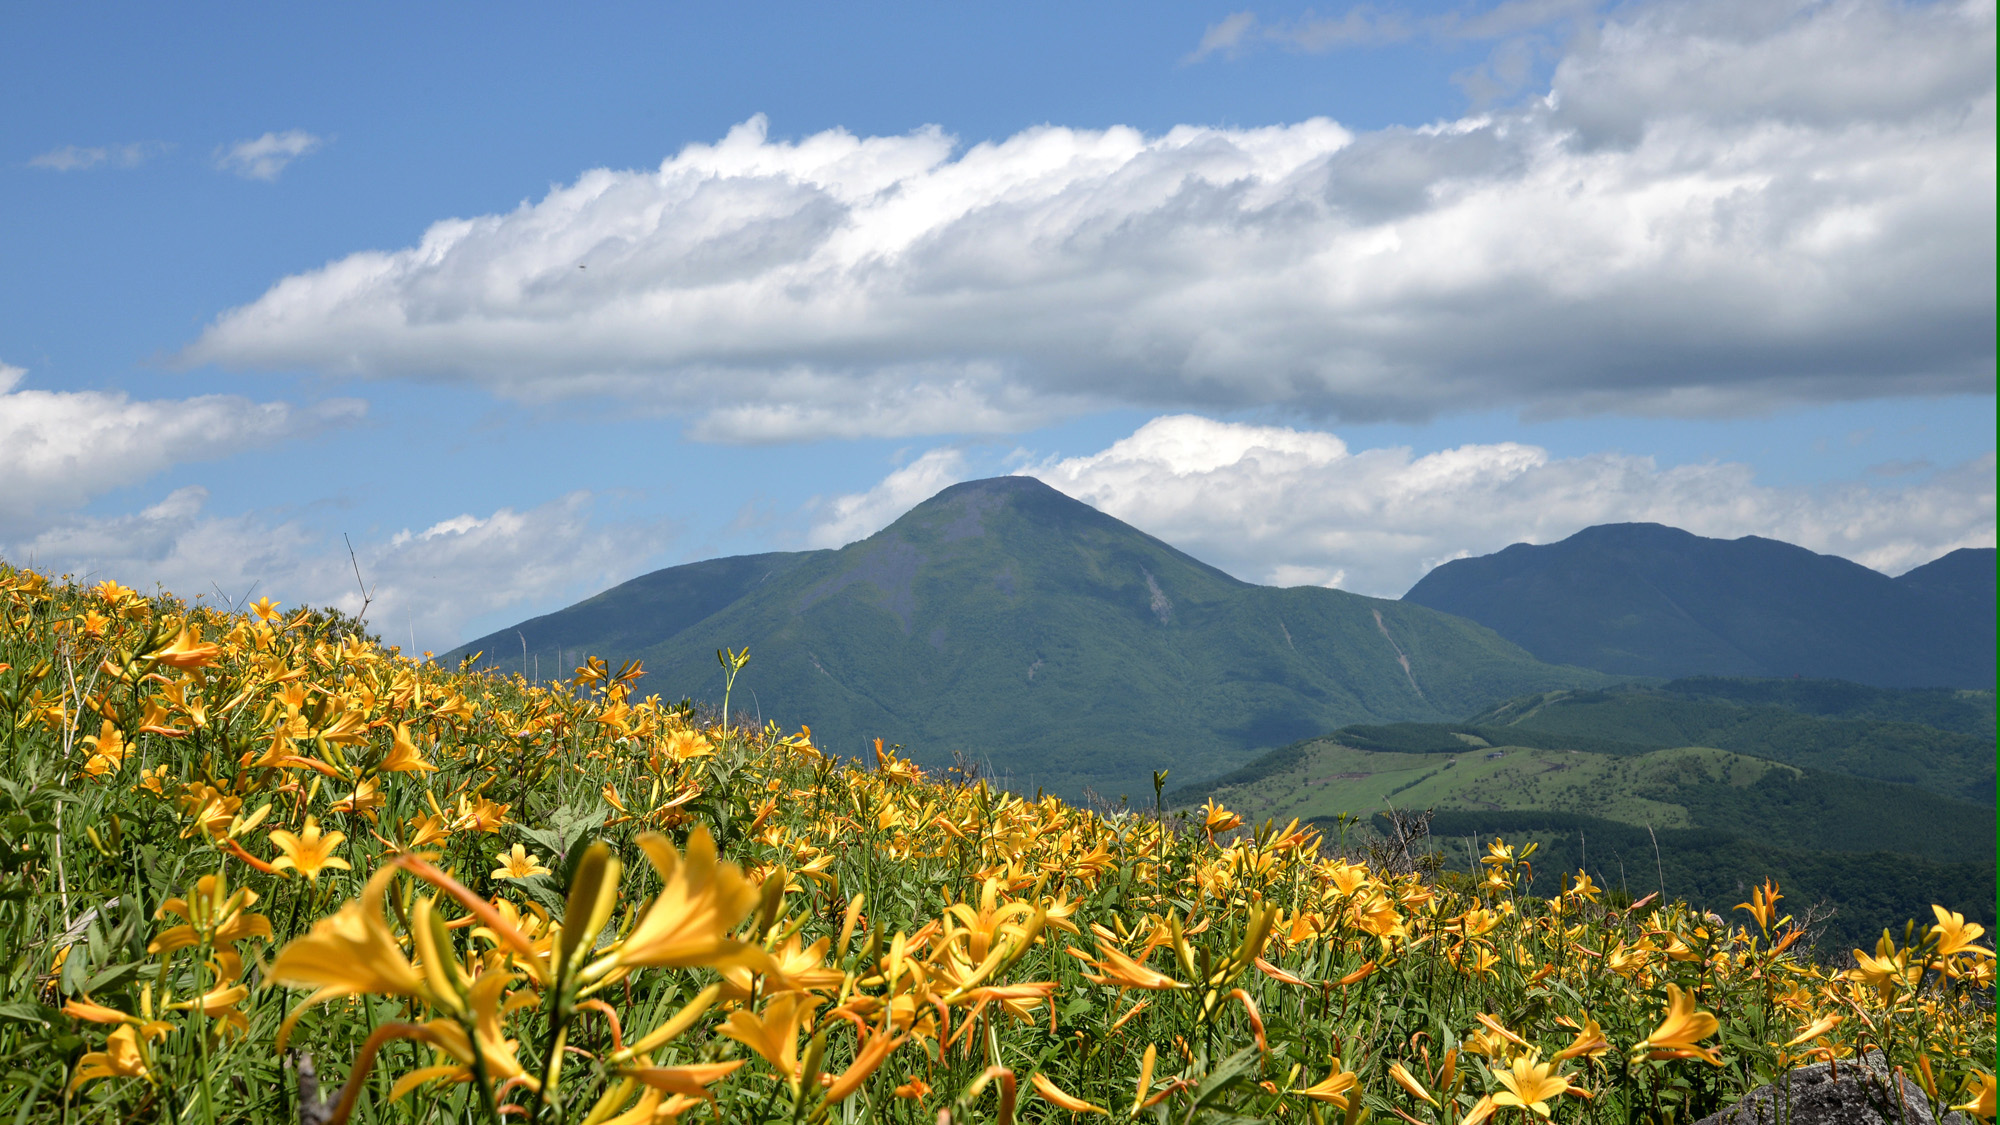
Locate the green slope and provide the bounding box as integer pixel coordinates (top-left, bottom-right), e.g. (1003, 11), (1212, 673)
(448, 477), (1608, 800)
(1169, 677), (1996, 954)
(1176, 738), (1992, 865)
(1467, 683), (1996, 804)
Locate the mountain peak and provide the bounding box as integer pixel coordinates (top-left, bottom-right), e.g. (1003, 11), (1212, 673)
(883, 474), (1126, 543)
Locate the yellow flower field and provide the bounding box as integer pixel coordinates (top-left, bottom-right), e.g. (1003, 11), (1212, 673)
(0, 564), (1991, 1123)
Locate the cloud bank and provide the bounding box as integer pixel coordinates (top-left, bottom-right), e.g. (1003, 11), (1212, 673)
(183, 0), (1996, 441)
(813, 415), (1996, 596)
(0, 362), (363, 533)
(5, 489), (668, 654)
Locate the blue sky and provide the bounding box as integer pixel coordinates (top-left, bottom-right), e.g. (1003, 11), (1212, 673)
(3, 1), (1993, 652)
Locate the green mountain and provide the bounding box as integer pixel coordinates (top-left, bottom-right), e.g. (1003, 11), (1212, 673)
(1401, 524), (1995, 689)
(447, 477), (1608, 800)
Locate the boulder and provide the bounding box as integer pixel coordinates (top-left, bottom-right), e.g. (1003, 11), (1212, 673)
(1694, 1054), (1970, 1125)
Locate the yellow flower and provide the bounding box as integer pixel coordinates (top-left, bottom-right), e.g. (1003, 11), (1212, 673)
(1634, 983), (1722, 1065)
(1954, 1072), (1995, 1121)
(150, 626), (221, 670)
(1784, 1014), (1840, 1047)
(1389, 1061), (1439, 1106)
(1848, 933), (1921, 1000)
(894, 1076), (933, 1101)
(68, 1024), (162, 1091)
(148, 872), (273, 955)
(1735, 879), (1784, 934)
(592, 826), (764, 974)
(492, 843), (551, 880)
(1930, 906), (1995, 960)
(661, 729), (713, 762)
(1072, 941), (1188, 991)
(718, 991), (820, 1089)
(1031, 1072), (1109, 1115)
(269, 817), (351, 882)
(1553, 1017), (1609, 1061)
(1299, 1061), (1358, 1107)
(1492, 1053), (1575, 1118)
(79, 720), (129, 778)
(378, 722), (437, 773)
(268, 867), (427, 1048)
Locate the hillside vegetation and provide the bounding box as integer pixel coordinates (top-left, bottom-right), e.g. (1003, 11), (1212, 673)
(451, 478), (1610, 802)
(1170, 681), (1997, 949)
(2, 564), (1991, 1124)
(1468, 684), (1996, 804)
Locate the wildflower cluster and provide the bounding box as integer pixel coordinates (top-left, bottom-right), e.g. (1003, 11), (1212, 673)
(0, 563), (1991, 1124)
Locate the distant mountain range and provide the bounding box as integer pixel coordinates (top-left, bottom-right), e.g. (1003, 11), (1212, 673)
(1402, 524), (1995, 689)
(448, 477), (1605, 800)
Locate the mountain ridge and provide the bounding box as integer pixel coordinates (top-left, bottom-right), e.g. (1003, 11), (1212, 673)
(449, 476), (1608, 799)
(1401, 524), (1994, 688)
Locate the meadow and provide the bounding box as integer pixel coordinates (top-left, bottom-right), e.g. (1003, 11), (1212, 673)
(0, 563), (1991, 1124)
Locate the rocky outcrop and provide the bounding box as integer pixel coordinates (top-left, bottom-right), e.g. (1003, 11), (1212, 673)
(1694, 1054), (1970, 1125)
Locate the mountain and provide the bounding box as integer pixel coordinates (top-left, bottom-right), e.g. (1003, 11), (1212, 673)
(448, 476), (1608, 800)
(1400, 525), (1994, 688)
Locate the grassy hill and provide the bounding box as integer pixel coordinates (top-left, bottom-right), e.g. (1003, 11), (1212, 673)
(1467, 682), (1996, 804)
(450, 477), (1610, 801)
(1401, 524), (1995, 689)
(1171, 677), (1996, 951)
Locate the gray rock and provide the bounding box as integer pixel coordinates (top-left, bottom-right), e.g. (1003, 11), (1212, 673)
(1694, 1054), (1969, 1125)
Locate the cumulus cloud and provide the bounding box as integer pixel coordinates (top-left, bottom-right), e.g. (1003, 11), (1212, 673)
(6, 489), (668, 653)
(811, 415), (1996, 594)
(28, 142), (170, 171)
(807, 448), (970, 548)
(0, 362), (364, 534)
(183, 0), (1994, 440)
(216, 130), (323, 181)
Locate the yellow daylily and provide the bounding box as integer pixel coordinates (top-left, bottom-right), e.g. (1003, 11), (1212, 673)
(268, 867), (427, 1048)
(1634, 983), (1722, 1065)
(1930, 906), (1995, 960)
(492, 843), (551, 880)
(590, 826), (764, 974)
(718, 991), (820, 1090)
(1553, 1017), (1609, 1061)
(1031, 1071), (1109, 1115)
(1955, 1072), (1995, 1121)
(269, 817), (351, 882)
(1492, 1053), (1576, 1119)
(69, 1024), (164, 1091)
(148, 872), (273, 955)
(1299, 1061), (1358, 1108)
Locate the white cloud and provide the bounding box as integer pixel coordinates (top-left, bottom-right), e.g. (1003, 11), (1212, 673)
(6, 490), (669, 654)
(183, 0), (1994, 441)
(1015, 415), (1996, 595)
(28, 142), (169, 171)
(216, 130), (323, 181)
(0, 362), (364, 534)
(1187, 11), (1262, 60)
(807, 448), (970, 548)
